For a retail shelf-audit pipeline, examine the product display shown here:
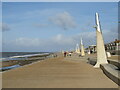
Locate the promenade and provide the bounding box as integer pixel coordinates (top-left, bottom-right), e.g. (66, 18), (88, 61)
(2, 53), (118, 88)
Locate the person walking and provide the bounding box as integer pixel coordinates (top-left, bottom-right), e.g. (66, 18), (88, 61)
(64, 52), (67, 57)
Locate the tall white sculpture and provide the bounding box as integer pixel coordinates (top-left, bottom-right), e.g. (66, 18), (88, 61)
(75, 43), (80, 53)
(94, 13), (108, 68)
(80, 38), (85, 56)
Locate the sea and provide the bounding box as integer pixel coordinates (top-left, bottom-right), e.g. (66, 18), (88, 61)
(0, 52), (51, 71)
(0, 52), (50, 61)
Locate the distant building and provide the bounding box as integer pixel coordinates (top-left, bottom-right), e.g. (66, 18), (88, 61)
(89, 45), (96, 53)
(105, 39), (120, 51)
(105, 39), (120, 55)
(86, 39), (120, 55)
(85, 45), (96, 53)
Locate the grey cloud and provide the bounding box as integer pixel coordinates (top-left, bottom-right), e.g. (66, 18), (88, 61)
(49, 12), (77, 30)
(0, 23), (11, 32)
(103, 30), (118, 43)
(73, 28), (118, 48)
(73, 31), (96, 47)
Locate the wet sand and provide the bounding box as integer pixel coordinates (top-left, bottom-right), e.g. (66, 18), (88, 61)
(2, 53), (118, 88)
(1, 61), (18, 67)
(1, 53), (53, 71)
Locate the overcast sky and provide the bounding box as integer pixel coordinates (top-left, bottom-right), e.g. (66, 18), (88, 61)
(2, 2), (118, 52)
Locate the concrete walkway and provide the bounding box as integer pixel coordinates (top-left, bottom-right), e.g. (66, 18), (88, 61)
(2, 54), (118, 88)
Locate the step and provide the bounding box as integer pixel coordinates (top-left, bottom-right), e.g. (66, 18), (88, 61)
(87, 58), (120, 69)
(100, 64), (120, 86)
(87, 58), (96, 65)
(108, 59), (120, 69)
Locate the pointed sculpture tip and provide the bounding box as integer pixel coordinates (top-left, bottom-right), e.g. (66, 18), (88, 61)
(96, 12), (98, 15)
(95, 12), (99, 19)
(95, 12), (101, 32)
(96, 12), (99, 17)
(81, 38), (83, 45)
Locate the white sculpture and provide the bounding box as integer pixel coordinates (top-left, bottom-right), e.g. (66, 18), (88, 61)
(80, 38), (85, 56)
(94, 13), (108, 68)
(75, 43), (80, 53)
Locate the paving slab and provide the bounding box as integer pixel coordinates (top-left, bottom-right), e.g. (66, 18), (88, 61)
(2, 54), (118, 88)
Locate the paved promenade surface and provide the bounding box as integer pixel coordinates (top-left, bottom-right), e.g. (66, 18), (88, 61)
(2, 53), (118, 88)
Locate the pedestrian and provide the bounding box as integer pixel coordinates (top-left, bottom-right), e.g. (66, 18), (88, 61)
(64, 52), (67, 57)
